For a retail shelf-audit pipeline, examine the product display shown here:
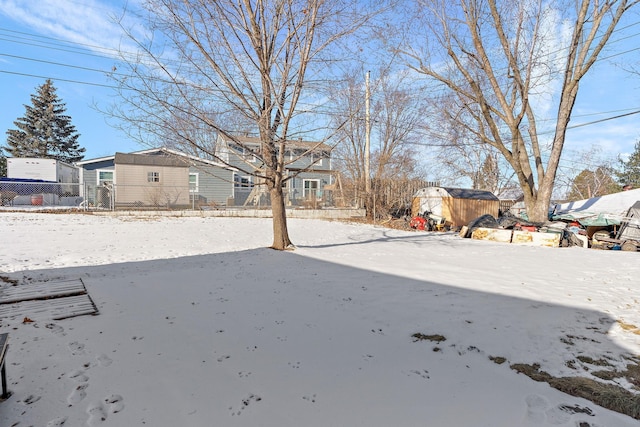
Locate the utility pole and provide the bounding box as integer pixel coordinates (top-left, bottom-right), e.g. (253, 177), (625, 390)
(365, 70), (371, 195)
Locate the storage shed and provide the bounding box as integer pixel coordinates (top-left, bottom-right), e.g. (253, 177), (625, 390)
(412, 187), (500, 227)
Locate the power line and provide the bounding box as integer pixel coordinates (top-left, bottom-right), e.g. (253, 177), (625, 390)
(0, 53), (127, 78)
(0, 69), (118, 89)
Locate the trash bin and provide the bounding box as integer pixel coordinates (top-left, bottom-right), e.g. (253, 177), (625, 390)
(31, 194), (44, 206)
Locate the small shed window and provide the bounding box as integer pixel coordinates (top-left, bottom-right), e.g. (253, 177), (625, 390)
(147, 171), (160, 182)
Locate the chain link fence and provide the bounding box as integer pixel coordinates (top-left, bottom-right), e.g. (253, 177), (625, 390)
(0, 180), (84, 208)
(1, 180), (339, 211)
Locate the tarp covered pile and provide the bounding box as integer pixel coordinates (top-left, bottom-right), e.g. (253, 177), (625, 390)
(552, 188), (640, 227)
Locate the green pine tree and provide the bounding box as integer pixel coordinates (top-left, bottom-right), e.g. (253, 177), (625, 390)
(3, 79), (85, 164)
(617, 140), (640, 189)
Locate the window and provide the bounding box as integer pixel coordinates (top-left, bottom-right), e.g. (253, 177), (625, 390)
(230, 144), (259, 163)
(147, 171), (160, 183)
(189, 173), (199, 193)
(303, 179), (319, 200)
(97, 170), (114, 186)
(234, 174), (253, 188)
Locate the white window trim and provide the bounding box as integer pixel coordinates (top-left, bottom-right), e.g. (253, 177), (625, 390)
(303, 179), (320, 199)
(233, 173), (254, 188)
(189, 172), (199, 193)
(96, 169), (115, 186)
(147, 171), (160, 183)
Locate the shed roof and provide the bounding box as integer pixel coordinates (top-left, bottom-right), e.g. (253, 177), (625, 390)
(414, 186), (499, 201)
(443, 187), (498, 200)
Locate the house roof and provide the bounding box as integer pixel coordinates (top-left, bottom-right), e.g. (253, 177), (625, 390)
(115, 152), (187, 167)
(218, 134), (332, 152)
(495, 187), (524, 201)
(75, 147), (235, 170)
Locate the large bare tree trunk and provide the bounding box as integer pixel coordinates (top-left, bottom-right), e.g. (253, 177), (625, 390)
(270, 186), (292, 250)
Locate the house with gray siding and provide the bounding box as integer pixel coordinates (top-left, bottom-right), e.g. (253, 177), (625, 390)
(76, 138), (334, 208)
(76, 148), (237, 208)
(214, 134), (334, 206)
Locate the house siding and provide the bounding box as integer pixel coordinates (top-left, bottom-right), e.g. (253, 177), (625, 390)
(189, 164), (234, 206)
(114, 163), (190, 207)
(80, 160), (115, 186)
(76, 145), (335, 209)
(217, 135), (334, 199)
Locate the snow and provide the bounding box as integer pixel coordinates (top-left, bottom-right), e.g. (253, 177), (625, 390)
(554, 188), (640, 220)
(0, 212), (639, 427)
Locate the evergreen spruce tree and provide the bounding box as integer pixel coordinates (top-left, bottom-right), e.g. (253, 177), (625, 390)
(3, 79), (85, 163)
(617, 140), (640, 189)
(0, 153), (6, 177)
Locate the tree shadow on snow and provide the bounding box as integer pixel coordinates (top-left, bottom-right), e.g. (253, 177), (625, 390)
(1, 248), (638, 423)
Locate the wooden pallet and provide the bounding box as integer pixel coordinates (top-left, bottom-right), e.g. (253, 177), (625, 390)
(0, 278), (88, 304)
(0, 278), (98, 321)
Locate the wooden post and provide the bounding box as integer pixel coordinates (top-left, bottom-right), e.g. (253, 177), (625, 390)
(0, 333), (9, 399)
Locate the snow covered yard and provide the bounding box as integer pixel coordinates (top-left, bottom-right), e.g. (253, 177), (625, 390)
(0, 212), (639, 426)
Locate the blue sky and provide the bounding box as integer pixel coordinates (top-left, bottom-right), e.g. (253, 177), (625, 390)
(1, 0), (639, 173)
(0, 0), (142, 159)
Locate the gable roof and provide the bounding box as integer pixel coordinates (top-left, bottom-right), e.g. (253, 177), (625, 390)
(218, 134), (332, 152)
(495, 187), (524, 201)
(76, 147), (235, 170)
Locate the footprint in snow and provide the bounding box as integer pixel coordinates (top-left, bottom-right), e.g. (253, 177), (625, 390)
(68, 369), (89, 383)
(229, 394), (262, 416)
(23, 394), (41, 405)
(525, 394), (549, 423)
(302, 394), (317, 403)
(104, 394), (125, 414)
(46, 323), (65, 336)
(96, 354), (113, 367)
(68, 341), (85, 356)
(46, 416), (68, 426)
(86, 402), (108, 425)
(524, 394), (594, 425)
(68, 383), (89, 405)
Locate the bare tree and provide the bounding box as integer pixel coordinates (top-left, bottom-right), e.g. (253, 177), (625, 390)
(108, 0), (373, 249)
(330, 67), (426, 217)
(426, 94), (516, 192)
(554, 145), (619, 199)
(399, 0), (638, 222)
(565, 166), (619, 200)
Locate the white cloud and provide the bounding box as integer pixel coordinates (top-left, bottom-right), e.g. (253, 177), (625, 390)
(0, 0), (143, 59)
